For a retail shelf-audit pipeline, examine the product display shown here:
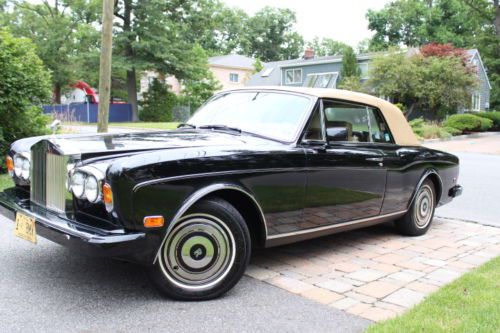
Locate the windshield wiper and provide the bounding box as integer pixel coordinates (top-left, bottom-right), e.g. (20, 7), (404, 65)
(177, 123), (196, 129)
(199, 124), (242, 133)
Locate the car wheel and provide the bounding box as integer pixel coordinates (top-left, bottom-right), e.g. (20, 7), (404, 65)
(148, 197), (251, 300)
(395, 179), (436, 236)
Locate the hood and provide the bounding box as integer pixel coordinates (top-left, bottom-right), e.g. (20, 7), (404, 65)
(10, 129), (276, 156)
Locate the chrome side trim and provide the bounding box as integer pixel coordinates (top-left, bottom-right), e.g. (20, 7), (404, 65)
(133, 167), (305, 192)
(153, 184), (268, 264)
(265, 210), (407, 247)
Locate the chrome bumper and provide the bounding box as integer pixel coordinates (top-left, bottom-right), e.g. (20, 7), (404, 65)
(0, 189), (152, 264)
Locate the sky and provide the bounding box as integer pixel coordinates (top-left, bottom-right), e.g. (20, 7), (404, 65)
(221, 0), (392, 47)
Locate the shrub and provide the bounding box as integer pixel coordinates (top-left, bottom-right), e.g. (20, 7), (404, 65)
(443, 114), (483, 132)
(443, 126), (462, 136)
(139, 78), (177, 122)
(478, 117), (493, 131)
(409, 117), (455, 139)
(0, 30), (51, 172)
(477, 111), (500, 130)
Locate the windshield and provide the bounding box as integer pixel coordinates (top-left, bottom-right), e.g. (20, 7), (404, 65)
(188, 91), (314, 142)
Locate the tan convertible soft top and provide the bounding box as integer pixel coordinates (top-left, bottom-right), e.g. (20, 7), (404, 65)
(227, 86), (420, 146)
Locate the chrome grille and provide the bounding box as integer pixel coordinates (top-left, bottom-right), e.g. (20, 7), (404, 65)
(30, 143), (47, 207)
(30, 141), (68, 213)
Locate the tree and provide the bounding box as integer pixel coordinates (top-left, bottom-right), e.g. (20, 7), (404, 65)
(0, 29), (51, 171)
(139, 78), (177, 122)
(3, 0), (100, 103)
(307, 37), (350, 56)
(367, 49), (478, 119)
(253, 58), (264, 74)
(112, 0), (227, 121)
(340, 46), (361, 79)
(366, 0), (500, 109)
(245, 7), (304, 61)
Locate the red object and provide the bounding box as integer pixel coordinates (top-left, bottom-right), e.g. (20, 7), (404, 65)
(72, 80), (99, 104)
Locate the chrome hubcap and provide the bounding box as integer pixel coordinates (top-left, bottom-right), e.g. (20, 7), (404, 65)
(159, 214), (235, 290)
(415, 185), (434, 228)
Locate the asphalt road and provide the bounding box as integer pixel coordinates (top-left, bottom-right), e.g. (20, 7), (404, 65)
(0, 215), (370, 333)
(435, 152), (500, 227)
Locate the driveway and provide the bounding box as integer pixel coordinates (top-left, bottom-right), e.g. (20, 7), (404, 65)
(425, 134), (500, 227)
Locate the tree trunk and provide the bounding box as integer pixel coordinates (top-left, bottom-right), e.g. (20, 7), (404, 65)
(495, 0), (500, 37)
(127, 68), (139, 121)
(97, 0), (114, 133)
(53, 83), (62, 104)
(405, 102), (418, 120)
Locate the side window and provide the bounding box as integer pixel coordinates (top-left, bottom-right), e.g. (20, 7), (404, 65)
(323, 101), (393, 144)
(303, 106), (324, 141)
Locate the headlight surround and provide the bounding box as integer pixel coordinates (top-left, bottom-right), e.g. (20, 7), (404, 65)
(70, 171), (86, 198)
(13, 153), (30, 181)
(84, 175), (99, 203)
(68, 166), (104, 203)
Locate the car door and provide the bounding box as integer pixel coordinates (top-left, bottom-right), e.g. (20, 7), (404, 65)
(301, 99), (391, 227)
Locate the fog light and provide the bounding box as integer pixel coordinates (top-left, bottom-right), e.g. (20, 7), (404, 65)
(143, 216), (164, 228)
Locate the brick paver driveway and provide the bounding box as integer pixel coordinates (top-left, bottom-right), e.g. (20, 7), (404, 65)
(245, 218), (500, 322)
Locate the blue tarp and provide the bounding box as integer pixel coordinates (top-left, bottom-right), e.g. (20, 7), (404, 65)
(42, 103), (133, 123)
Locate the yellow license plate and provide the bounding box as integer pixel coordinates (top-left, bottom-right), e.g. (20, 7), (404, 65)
(14, 212), (37, 244)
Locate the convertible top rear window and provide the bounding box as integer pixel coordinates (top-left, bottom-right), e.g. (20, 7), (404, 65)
(189, 91), (313, 142)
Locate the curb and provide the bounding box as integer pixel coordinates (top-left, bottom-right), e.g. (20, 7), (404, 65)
(423, 131), (500, 143)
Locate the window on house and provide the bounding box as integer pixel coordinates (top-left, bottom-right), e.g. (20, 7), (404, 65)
(304, 72), (339, 88)
(229, 73), (239, 83)
(359, 63), (369, 79)
(285, 69), (303, 84)
(261, 68), (274, 77)
(472, 93), (481, 111)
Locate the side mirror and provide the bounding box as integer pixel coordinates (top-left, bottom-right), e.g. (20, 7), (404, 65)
(326, 126), (350, 143)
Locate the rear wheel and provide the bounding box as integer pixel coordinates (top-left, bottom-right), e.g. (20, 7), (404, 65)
(395, 179), (436, 236)
(148, 197), (251, 300)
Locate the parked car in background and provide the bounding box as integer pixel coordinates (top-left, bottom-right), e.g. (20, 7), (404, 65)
(1, 87), (462, 300)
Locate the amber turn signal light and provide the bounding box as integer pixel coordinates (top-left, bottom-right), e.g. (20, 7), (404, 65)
(6, 156), (14, 176)
(102, 183), (114, 212)
(143, 216), (164, 228)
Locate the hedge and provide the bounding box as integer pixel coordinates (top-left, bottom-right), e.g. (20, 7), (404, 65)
(443, 114), (484, 133)
(477, 111), (500, 130)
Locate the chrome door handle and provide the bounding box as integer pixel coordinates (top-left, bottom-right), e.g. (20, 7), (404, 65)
(366, 157), (384, 162)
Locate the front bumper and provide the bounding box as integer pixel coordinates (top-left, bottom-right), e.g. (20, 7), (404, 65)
(0, 188), (156, 265)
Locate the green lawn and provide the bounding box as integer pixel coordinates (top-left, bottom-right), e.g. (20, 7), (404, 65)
(367, 256), (500, 333)
(0, 174), (13, 191)
(68, 122), (179, 130)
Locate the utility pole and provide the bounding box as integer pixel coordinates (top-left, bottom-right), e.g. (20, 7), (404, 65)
(97, 0), (114, 133)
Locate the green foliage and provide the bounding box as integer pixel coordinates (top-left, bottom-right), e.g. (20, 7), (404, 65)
(0, 29), (51, 171)
(245, 7), (304, 61)
(253, 58), (264, 74)
(3, 1), (100, 102)
(337, 76), (362, 92)
(478, 116), (494, 131)
(306, 37), (350, 56)
(443, 114), (484, 132)
(409, 117), (460, 139)
(340, 46), (361, 79)
(138, 78), (177, 122)
(367, 50), (478, 119)
(366, 0), (500, 110)
(477, 111), (500, 129)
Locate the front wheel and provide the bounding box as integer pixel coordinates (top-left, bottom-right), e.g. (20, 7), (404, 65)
(148, 197), (251, 300)
(395, 179), (436, 236)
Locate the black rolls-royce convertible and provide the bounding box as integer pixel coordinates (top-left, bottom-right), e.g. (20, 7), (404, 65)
(1, 87), (462, 300)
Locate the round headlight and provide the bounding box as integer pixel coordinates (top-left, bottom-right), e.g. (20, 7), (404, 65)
(14, 156), (23, 177)
(71, 172), (86, 198)
(84, 175), (99, 203)
(21, 158), (30, 180)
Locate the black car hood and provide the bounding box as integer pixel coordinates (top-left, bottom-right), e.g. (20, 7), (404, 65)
(11, 129), (276, 156)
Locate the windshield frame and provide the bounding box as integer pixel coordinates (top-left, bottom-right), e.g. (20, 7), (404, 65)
(188, 89), (318, 144)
